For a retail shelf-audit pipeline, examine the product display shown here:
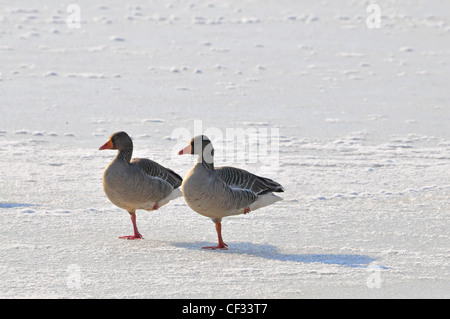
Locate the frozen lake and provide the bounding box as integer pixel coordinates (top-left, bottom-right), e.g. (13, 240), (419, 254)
(0, 0), (449, 298)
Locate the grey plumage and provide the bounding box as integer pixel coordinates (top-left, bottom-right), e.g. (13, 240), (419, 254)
(216, 166), (284, 195)
(180, 135), (283, 221)
(100, 131), (182, 239)
(179, 135), (284, 249)
(132, 158), (182, 189)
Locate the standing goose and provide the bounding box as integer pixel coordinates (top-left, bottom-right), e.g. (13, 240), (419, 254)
(178, 135), (284, 249)
(99, 131), (182, 239)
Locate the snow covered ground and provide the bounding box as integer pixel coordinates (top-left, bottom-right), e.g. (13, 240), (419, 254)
(1, 0), (449, 298)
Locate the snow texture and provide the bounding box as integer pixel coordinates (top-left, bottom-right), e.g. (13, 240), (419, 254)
(0, 0), (449, 298)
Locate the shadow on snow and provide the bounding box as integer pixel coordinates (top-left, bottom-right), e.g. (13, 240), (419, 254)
(0, 203), (34, 209)
(174, 241), (378, 268)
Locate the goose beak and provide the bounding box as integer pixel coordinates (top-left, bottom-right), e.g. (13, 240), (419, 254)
(99, 139), (114, 150)
(178, 144), (192, 155)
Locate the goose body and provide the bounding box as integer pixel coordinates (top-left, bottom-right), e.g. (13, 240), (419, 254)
(100, 131), (182, 239)
(179, 135), (283, 249)
(103, 156), (181, 212)
(181, 164), (281, 220)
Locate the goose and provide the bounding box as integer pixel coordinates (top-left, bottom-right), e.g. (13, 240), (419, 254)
(178, 135), (284, 249)
(99, 131), (182, 239)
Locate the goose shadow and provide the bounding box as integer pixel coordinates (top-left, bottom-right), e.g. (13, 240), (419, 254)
(0, 203), (35, 209)
(173, 241), (378, 268)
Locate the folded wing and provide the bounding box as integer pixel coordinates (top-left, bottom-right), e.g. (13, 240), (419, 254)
(131, 158), (183, 189)
(215, 166), (284, 195)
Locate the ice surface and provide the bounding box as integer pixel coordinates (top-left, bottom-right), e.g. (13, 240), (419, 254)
(0, 0), (449, 298)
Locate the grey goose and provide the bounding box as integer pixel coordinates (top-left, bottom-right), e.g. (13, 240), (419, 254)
(178, 135), (284, 249)
(99, 131), (182, 239)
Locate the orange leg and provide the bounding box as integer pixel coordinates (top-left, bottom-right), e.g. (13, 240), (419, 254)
(202, 221), (228, 250)
(119, 212), (143, 240)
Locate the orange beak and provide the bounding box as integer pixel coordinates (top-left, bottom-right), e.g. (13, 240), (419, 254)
(178, 143), (192, 155)
(99, 139), (114, 150)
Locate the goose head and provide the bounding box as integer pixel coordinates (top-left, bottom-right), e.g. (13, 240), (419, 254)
(99, 131), (133, 152)
(178, 135), (214, 164)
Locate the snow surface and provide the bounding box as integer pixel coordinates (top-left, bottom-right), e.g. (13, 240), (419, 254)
(1, 0), (449, 298)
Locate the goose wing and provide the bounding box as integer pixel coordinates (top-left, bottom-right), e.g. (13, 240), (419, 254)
(131, 158), (182, 189)
(215, 166), (284, 195)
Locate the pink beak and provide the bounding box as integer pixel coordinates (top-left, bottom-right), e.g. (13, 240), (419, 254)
(178, 144), (192, 155)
